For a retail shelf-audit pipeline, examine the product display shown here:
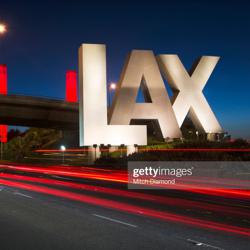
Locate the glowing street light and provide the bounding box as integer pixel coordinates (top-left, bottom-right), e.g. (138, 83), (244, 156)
(0, 24), (7, 35)
(60, 145), (66, 164)
(109, 82), (116, 90)
(196, 130), (199, 140)
(108, 82), (116, 107)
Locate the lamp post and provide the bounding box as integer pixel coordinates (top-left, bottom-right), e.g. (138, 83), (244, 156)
(93, 144), (97, 161)
(60, 145), (66, 164)
(120, 144), (125, 158)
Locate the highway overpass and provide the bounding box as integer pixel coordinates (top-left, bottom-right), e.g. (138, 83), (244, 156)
(0, 95), (78, 130)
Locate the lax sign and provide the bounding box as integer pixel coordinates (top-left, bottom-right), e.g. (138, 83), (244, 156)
(78, 44), (222, 146)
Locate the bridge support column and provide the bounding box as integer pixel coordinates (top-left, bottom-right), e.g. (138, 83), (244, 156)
(65, 70), (78, 102)
(0, 65), (8, 147)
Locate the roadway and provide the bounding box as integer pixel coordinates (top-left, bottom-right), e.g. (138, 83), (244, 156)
(0, 164), (249, 250)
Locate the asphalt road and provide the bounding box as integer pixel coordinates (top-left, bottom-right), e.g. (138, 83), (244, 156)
(0, 184), (249, 250)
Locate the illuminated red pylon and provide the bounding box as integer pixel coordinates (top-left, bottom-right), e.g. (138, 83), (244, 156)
(65, 70), (78, 102)
(0, 65), (8, 143)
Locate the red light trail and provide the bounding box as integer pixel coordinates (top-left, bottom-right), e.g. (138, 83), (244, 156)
(0, 164), (128, 183)
(1, 172), (249, 219)
(35, 148), (250, 153)
(0, 177), (249, 237)
(0, 164), (249, 200)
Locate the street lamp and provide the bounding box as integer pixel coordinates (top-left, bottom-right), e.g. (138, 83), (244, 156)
(60, 145), (66, 164)
(196, 131), (199, 140)
(0, 24), (7, 35)
(108, 82), (116, 107)
(110, 82), (116, 90)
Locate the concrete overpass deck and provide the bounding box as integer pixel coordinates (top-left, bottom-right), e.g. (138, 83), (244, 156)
(0, 95), (78, 130)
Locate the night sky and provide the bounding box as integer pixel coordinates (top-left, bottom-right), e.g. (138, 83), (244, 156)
(0, 0), (250, 138)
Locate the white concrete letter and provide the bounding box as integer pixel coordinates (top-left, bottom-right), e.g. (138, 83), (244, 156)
(78, 44), (147, 146)
(158, 55), (223, 133)
(109, 50), (181, 139)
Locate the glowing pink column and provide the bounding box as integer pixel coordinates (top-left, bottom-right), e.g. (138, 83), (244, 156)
(65, 70), (78, 102)
(0, 65), (8, 143)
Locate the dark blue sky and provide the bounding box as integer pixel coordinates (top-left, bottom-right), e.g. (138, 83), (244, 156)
(1, 0), (250, 138)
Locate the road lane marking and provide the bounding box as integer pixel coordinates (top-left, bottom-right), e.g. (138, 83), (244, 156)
(14, 191), (33, 199)
(93, 214), (137, 228)
(51, 175), (74, 181)
(186, 239), (224, 250)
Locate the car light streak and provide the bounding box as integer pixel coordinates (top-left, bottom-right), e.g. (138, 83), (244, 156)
(0, 178), (249, 237)
(1, 172), (249, 218)
(0, 164), (249, 200)
(34, 148), (250, 153)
